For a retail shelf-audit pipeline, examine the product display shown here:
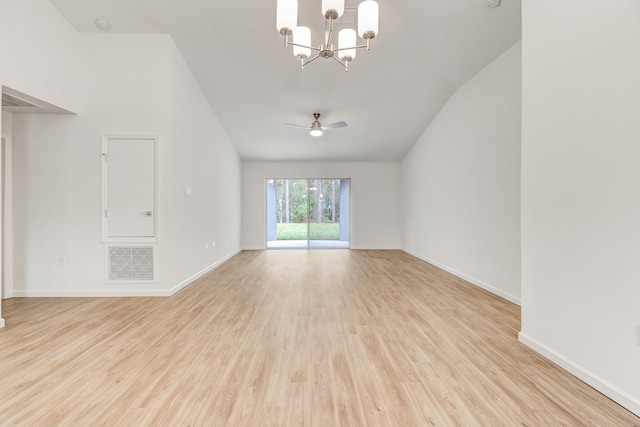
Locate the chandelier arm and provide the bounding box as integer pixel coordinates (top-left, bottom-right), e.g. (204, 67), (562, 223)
(325, 16), (334, 46)
(333, 44), (370, 53)
(332, 55), (348, 70)
(302, 54), (321, 68)
(287, 41), (321, 52)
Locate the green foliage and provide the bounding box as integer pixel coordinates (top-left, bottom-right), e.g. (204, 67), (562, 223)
(276, 223), (340, 240)
(309, 223), (340, 240)
(275, 179), (341, 224)
(276, 223), (308, 240)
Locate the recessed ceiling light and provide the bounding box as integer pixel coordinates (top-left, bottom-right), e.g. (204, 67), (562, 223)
(487, 0), (501, 7)
(95, 19), (111, 32)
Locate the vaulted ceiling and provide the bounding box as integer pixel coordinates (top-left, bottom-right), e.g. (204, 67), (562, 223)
(48, 0), (521, 162)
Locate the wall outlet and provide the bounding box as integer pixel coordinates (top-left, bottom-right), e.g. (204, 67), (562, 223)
(205, 243), (209, 249)
(212, 240), (216, 247)
(58, 256), (65, 267)
(466, 248), (472, 256)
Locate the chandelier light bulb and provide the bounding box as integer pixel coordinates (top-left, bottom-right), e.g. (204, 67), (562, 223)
(322, 0), (345, 19)
(358, 0), (379, 40)
(276, 0), (298, 35)
(338, 28), (356, 62)
(293, 26), (311, 59)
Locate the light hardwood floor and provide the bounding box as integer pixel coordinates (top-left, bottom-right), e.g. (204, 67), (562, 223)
(0, 250), (638, 426)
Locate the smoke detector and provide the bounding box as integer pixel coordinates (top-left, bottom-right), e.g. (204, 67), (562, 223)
(487, 0), (501, 7)
(95, 19), (111, 32)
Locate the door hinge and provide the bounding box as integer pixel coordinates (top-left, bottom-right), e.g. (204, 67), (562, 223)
(105, 209), (108, 218)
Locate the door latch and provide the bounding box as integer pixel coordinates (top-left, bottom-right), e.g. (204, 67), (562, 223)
(138, 211), (153, 217)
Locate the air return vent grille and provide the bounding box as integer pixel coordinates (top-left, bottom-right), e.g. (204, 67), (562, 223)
(107, 246), (154, 281)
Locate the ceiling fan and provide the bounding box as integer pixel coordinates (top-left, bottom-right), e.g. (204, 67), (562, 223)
(284, 112), (347, 137)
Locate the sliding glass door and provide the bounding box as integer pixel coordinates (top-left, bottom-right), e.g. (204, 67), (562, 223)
(266, 178), (350, 249)
(268, 179), (309, 248)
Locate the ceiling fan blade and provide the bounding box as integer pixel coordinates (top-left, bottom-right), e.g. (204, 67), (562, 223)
(284, 123), (309, 129)
(323, 121), (348, 129)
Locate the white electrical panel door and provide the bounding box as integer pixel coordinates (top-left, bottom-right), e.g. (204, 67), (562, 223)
(103, 137), (156, 239)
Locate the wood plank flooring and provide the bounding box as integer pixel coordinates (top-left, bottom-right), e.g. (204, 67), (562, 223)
(0, 250), (638, 426)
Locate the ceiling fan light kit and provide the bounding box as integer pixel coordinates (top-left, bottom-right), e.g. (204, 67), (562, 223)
(276, 0), (379, 71)
(310, 120), (324, 137)
(285, 112), (348, 137)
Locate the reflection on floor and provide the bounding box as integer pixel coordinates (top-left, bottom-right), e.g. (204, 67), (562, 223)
(266, 240), (350, 249)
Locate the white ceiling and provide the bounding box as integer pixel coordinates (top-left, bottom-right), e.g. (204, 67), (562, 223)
(48, 0), (521, 162)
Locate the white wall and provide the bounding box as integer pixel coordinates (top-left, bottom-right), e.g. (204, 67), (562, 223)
(520, 1), (640, 416)
(163, 43), (242, 292)
(1, 112), (12, 135)
(10, 34), (168, 296)
(400, 41), (522, 304)
(242, 162), (401, 250)
(9, 33), (174, 296)
(1, 0), (241, 297)
(0, 110), (6, 326)
(0, 0), (79, 112)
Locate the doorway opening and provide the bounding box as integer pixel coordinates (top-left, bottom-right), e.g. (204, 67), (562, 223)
(0, 134), (12, 300)
(266, 178), (350, 249)
(1, 86), (75, 326)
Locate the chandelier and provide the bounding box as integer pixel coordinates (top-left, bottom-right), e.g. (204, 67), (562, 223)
(276, 0), (379, 71)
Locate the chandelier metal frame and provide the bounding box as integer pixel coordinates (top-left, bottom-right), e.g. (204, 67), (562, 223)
(276, 0), (379, 72)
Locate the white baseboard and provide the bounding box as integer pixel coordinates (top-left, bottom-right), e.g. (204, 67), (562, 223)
(12, 289), (173, 297)
(402, 248), (521, 305)
(12, 249), (242, 298)
(0, 317), (5, 328)
(168, 249), (241, 295)
(349, 245), (402, 250)
(244, 245), (402, 250)
(518, 332), (640, 417)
